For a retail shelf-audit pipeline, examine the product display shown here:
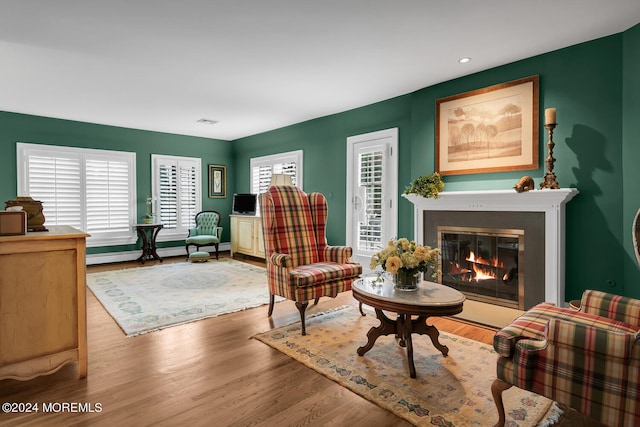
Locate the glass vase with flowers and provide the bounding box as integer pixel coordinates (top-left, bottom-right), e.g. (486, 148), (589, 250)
(370, 238), (440, 291)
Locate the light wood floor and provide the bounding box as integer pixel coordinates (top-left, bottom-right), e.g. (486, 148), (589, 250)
(0, 254), (593, 426)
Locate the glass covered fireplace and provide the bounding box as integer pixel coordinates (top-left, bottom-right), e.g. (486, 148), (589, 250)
(438, 226), (524, 309)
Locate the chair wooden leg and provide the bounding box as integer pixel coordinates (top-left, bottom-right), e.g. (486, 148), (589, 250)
(267, 294), (275, 317)
(215, 243), (219, 259)
(185, 244), (191, 260)
(491, 378), (512, 427)
(313, 297), (320, 305)
(295, 301), (309, 335)
(359, 301), (365, 316)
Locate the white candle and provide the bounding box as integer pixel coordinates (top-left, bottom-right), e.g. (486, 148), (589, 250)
(545, 108), (556, 125)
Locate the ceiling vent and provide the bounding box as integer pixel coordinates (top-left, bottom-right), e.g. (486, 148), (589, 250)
(197, 118), (219, 125)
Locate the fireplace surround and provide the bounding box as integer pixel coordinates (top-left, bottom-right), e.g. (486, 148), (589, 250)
(403, 188), (578, 308)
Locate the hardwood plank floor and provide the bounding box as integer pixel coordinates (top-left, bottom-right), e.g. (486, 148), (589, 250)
(0, 254), (594, 426)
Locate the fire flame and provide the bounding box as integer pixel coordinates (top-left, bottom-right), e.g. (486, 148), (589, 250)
(471, 262), (494, 280)
(466, 251), (504, 268)
(466, 251), (503, 281)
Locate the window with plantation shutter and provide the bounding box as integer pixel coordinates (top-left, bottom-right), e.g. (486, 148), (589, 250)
(250, 150), (303, 195)
(358, 150), (384, 251)
(152, 154), (201, 242)
(16, 143), (137, 247)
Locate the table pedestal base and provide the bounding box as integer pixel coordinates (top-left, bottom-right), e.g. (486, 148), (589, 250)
(357, 308), (449, 378)
(135, 224), (163, 264)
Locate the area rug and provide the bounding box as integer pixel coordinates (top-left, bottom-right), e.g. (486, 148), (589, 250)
(88, 259), (279, 336)
(253, 306), (561, 427)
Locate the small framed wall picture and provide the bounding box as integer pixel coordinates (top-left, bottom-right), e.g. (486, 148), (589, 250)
(208, 165), (226, 198)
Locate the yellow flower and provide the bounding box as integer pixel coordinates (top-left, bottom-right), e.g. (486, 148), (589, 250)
(385, 256), (403, 274)
(413, 246), (429, 262)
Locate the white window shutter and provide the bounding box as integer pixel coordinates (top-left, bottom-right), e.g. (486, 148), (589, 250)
(27, 154), (83, 229)
(86, 157), (132, 235)
(158, 162), (178, 228)
(179, 162), (197, 229)
(358, 149), (384, 251)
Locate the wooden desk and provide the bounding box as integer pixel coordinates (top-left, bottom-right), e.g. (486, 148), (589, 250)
(352, 276), (465, 378)
(135, 223), (163, 264)
(0, 225), (89, 381)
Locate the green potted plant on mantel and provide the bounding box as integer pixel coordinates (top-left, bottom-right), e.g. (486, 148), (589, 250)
(403, 172), (444, 199)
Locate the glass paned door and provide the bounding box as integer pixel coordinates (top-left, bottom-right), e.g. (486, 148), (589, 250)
(346, 128), (398, 269)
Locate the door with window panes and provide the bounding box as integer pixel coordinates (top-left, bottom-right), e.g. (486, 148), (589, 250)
(346, 129), (398, 270)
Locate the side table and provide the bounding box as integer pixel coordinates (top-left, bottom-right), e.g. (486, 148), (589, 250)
(135, 223), (163, 264)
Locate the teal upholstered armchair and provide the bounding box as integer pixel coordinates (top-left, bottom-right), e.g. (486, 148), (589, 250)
(185, 211), (223, 260)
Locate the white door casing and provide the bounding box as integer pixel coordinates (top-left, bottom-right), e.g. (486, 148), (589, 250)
(346, 128), (398, 271)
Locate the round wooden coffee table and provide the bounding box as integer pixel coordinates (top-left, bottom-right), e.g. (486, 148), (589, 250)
(352, 275), (465, 378)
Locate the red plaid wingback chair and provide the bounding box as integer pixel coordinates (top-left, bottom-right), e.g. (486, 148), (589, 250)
(492, 290), (640, 427)
(259, 186), (362, 335)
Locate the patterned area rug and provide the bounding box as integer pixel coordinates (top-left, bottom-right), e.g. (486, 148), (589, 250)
(88, 259), (278, 336)
(254, 305), (560, 427)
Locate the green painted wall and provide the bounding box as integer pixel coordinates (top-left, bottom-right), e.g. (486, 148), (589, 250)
(233, 30), (639, 301)
(0, 111), (234, 254)
(622, 23), (640, 299)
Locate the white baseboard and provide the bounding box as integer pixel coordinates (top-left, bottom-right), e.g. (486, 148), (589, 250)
(86, 242), (231, 265)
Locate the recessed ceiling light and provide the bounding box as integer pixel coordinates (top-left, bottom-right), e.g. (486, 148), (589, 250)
(458, 57), (471, 64)
(197, 118), (219, 125)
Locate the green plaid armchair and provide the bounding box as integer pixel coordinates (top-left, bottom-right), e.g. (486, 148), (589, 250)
(259, 186), (362, 335)
(185, 211), (223, 260)
(492, 290), (640, 427)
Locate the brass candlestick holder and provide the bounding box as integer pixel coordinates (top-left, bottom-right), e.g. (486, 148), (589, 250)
(540, 123), (560, 189)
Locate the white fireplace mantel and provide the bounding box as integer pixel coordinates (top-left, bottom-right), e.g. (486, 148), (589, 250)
(403, 188), (579, 306)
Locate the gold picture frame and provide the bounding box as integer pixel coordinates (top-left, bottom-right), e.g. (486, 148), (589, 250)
(208, 165), (226, 198)
(436, 75), (539, 176)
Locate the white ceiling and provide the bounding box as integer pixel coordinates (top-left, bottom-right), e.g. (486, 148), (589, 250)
(1, 1), (639, 141)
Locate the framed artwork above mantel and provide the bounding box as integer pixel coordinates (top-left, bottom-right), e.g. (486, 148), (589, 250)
(436, 75), (539, 176)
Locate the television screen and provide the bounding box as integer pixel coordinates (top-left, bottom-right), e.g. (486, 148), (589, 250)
(232, 193), (257, 215)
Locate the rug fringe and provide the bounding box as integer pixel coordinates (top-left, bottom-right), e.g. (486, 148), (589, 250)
(536, 401), (564, 427)
(305, 303), (358, 320)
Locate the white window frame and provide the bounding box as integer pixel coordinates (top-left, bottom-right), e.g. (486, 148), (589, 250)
(16, 142), (137, 247)
(250, 150), (304, 195)
(151, 154), (202, 242)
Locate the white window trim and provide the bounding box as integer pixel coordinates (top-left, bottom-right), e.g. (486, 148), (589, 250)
(16, 142), (137, 247)
(151, 154), (202, 243)
(250, 150), (304, 195)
